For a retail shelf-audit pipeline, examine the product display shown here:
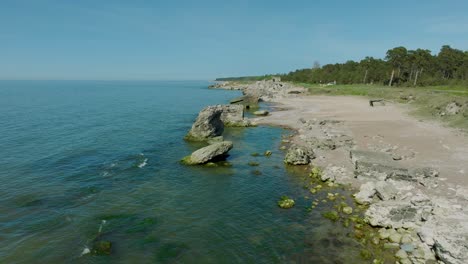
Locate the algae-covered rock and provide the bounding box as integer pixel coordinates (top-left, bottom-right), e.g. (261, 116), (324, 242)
(284, 145), (315, 165)
(182, 141), (233, 165)
(251, 170), (262, 176)
(322, 211), (339, 221)
(342, 206), (353, 215)
(278, 196), (295, 209)
(92, 240), (112, 255)
(264, 150), (272, 156)
(248, 161), (260, 166)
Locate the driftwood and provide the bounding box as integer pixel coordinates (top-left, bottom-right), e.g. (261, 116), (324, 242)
(369, 99), (385, 107)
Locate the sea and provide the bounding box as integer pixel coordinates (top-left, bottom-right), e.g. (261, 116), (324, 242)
(0, 80), (380, 263)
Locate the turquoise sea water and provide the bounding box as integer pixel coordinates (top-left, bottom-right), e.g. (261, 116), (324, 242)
(0, 81), (371, 263)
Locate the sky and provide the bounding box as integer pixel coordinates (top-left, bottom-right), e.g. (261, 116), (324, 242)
(1, 0), (468, 80)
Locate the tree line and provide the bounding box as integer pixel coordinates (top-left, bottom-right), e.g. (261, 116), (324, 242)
(281, 45), (468, 87)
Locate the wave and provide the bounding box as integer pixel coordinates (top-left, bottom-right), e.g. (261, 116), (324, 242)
(137, 158), (148, 168)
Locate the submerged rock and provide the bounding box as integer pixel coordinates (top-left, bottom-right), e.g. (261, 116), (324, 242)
(284, 145), (315, 165)
(92, 240), (112, 255)
(182, 141), (233, 165)
(186, 106), (224, 141)
(278, 196), (295, 209)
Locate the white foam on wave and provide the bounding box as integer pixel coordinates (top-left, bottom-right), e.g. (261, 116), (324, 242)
(80, 247), (90, 256)
(138, 158), (148, 168)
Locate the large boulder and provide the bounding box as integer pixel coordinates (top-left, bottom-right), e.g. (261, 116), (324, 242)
(284, 145), (315, 165)
(182, 141), (233, 165)
(186, 106), (224, 141)
(217, 105), (253, 127)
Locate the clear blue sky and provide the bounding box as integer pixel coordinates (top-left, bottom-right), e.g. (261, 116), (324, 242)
(1, 0), (467, 80)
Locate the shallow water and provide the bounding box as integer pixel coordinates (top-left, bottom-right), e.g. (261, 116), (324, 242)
(0, 81), (382, 263)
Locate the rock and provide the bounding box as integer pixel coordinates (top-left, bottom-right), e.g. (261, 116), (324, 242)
(356, 161), (412, 181)
(401, 234), (413, 244)
(365, 201), (421, 228)
(395, 249), (408, 259)
(278, 196), (295, 209)
(218, 104), (253, 127)
(305, 137), (337, 150)
(182, 141), (233, 165)
(284, 145), (315, 165)
(322, 211), (340, 221)
(253, 110), (269, 116)
(186, 106), (224, 141)
(401, 243), (415, 253)
(384, 243), (400, 249)
(229, 96), (244, 104)
(433, 235), (468, 264)
(351, 150), (414, 181)
(92, 240), (112, 255)
(375, 181), (398, 201)
(230, 95), (259, 107)
(445, 102), (461, 115)
(321, 165), (351, 183)
(342, 206), (353, 215)
(389, 232), (402, 243)
(412, 167), (439, 179)
(354, 182), (377, 204)
(379, 228), (391, 239)
(264, 150), (272, 156)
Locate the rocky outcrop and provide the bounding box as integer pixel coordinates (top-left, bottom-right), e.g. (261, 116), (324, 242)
(242, 80), (306, 101)
(186, 105), (254, 141)
(182, 141), (233, 165)
(217, 105), (253, 127)
(186, 106), (224, 141)
(284, 145), (315, 165)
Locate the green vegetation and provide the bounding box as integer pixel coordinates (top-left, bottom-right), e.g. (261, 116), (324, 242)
(322, 210), (340, 221)
(282, 45), (468, 87)
(277, 196), (295, 209)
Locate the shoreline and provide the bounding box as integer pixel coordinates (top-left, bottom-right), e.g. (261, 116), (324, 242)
(211, 80), (468, 264)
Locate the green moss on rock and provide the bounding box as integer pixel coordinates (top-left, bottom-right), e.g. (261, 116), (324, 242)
(92, 240), (112, 255)
(278, 196), (295, 209)
(322, 210), (340, 221)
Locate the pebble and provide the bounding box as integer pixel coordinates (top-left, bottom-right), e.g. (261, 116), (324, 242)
(400, 243), (415, 253)
(395, 249), (408, 259)
(378, 228), (391, 239)
(383, 243), (400, 249)
(401, 234), (413, 244)
(371, 237), (380, 245)
(342, 206), (353, 215)
(389, 233), (402, 243)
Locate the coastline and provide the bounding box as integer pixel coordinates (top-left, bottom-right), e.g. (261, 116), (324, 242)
(210, 80), (468, 264)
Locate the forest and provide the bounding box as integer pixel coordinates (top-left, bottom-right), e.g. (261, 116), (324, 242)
(217, 45), (468, 87)
(280, 45), (468, 87)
